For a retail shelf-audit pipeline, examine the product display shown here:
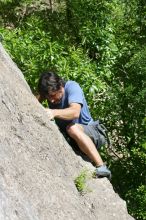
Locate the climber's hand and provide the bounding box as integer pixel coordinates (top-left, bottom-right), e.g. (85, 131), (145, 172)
(45, 109), (54, 120)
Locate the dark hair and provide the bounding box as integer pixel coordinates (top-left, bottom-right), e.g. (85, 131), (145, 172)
(38, 71), (65, 97)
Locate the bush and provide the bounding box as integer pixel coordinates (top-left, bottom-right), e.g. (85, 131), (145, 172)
(1, 1), (146, 219)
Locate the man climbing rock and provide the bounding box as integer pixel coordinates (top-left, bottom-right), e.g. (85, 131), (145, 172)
(37, 71), (111, 179)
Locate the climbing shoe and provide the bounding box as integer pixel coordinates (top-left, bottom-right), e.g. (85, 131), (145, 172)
(95, 164), (111, 179)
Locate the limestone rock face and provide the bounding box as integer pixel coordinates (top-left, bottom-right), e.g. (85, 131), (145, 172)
(0, 43), (134, 220)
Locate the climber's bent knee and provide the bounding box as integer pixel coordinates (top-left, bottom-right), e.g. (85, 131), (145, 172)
(66, 123), (84, 138)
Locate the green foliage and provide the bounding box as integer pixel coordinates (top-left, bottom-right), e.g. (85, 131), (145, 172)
(110, 145), (146, 219)
(74, 169), (92, 194)
(1, 13), (105, 102)
(0, 0), (146, 219)
(110, 119), (146, 220)
(126, 185), (146, 220)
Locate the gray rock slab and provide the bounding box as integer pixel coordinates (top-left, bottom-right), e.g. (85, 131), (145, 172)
(0, 43), (134, 220)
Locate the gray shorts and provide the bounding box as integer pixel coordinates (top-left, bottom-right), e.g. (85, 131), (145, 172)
(82, 120), (107, 149)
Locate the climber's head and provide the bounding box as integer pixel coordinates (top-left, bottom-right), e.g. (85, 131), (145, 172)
(38, 71), (65, 104)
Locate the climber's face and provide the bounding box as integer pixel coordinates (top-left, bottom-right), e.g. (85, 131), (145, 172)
(47, 87), (64, 104)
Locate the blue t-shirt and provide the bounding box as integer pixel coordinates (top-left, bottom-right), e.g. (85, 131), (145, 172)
(49, 81), (93, 131)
